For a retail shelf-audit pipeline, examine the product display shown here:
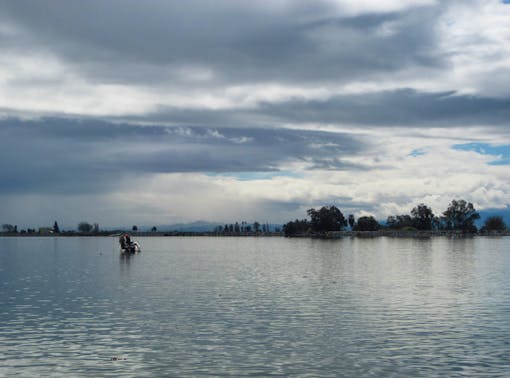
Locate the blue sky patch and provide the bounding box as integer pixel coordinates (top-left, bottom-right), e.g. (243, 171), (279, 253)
(453, 142), (510, 165)
(409, 148), (426, 157)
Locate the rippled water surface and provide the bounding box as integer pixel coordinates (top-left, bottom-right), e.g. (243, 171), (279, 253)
(1, 236), (510, 377)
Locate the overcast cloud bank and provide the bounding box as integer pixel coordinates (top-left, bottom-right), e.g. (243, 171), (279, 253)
(1, 1), (509, 228)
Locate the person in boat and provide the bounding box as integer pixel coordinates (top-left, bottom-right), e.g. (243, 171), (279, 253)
(119, 233), (132, 250)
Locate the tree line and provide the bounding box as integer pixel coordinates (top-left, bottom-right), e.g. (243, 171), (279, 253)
(2, 200), (507, 237)
(1, 221), (106, 235)
(283, 199), (507, 237)
(214, 221), (280, 235)
(1, 220), (280, 236)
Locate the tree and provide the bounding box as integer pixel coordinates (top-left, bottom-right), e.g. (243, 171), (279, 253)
(53, 221), (60, 234)
(78, 222), (93, 233)
(482, 216), (507, 232)
(234, 222), (240, 234)
(386, 216), (397, 229)
(93, 223), (99, 233)
(307, 206), (347, 233)
(386, 214), (413, 230)
(411, 204), (435, 230)
(283, 219), (310, 236)
(441, 199), (480, 233)
(348, 214), (355, 230)
(431, 216), (441, 230)
(132, 225), (138, 232)
(254, 221), (260, 233)
(151, 226), (158, 232)
(353, 216), (380, 231)
(2, 224), (15, 233)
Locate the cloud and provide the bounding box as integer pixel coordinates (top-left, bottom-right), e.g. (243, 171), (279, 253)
(0, 1), (444, 118)
(257, 89), (510, 127)
(1, 1), (510, 228)
(0, 118), (367, 195)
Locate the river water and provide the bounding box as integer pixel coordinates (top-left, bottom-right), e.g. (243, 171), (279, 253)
(1, 236), (509, 377)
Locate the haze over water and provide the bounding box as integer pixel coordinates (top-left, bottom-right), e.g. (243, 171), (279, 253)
(1, 236), (510, 377)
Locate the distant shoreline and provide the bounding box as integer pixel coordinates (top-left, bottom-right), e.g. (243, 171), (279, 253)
(1, 230), (509, 238)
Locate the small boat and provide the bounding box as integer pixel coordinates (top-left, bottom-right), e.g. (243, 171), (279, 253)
(119, 233), (141, 255)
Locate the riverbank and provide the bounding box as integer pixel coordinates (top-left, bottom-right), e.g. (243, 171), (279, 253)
(306, 230), (510, 238)
(1, 230), (509, 238)
(0, 231), (283, 237)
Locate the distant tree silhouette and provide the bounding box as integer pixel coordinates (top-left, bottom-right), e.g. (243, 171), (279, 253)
(307, 206), (347, 233)
(353, 216), (380, 231)
(481, 216), (507, 232)
(53, 221), (60, 233)
(283, 219), (310, 236)
(411, 204), (435, 230)
(254, 221), (260, 233)
(386, 215), (414, 230)
(78, 222), (93, 233)
(2, 224), (15, 233)
(132, 225), (138, 232)
(441, 199), (480, 233)
(151, 226), (157, 232)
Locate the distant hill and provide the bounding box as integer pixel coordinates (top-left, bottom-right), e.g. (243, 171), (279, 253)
(477, 206), (510, 227)
(161, 221), (222, 232)
(115, 221), (284, 233)
(160, 221), (284, 233)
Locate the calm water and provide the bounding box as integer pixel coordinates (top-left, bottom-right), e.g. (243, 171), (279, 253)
(1, 236), (510, 377)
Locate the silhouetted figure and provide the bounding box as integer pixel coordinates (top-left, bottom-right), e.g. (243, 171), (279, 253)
(119, 233), (140, 254)
(119, 233), (131, 249)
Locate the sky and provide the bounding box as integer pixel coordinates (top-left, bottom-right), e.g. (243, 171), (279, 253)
(1, 0), (510, 229)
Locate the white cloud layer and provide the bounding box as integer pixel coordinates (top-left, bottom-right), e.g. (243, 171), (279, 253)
(1, 1), (510, 228)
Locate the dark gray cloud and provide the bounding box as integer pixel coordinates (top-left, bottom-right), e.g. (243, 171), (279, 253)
(2, 1), (507, 130)
(257, 89), (510, 127)
(112, 88), (510, 129)
(0, 1), (442, 86)
(0, 118), (366, 194)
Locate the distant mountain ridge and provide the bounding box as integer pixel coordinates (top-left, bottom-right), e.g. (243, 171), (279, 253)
(477, 206), (510, 227)
(111, 221), (283, 233)
(159, 221), (222, 232)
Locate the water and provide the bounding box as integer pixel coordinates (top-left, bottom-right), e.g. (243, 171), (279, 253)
(1, 236), (510, 377)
